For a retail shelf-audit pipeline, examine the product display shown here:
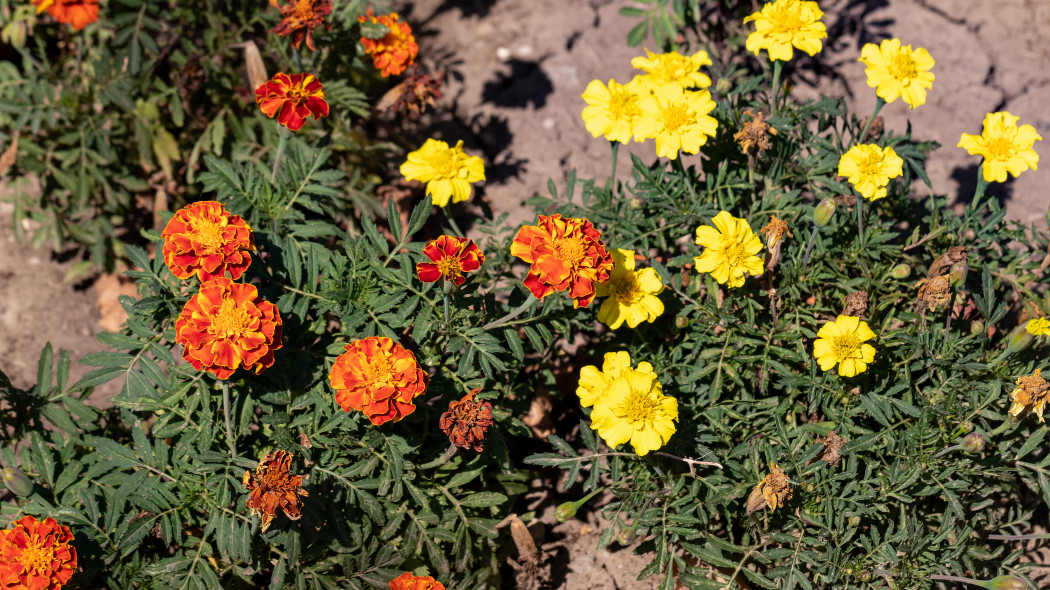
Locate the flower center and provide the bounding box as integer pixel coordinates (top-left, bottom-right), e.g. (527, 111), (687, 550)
(888, 51), (918, 80)
(609, 275), (640, 303)
(831, 334), (860, 362)
(770, 5), (804, 35)
(193, 217), (226, 252)
(287, 80), (312, 105)
(660, 102), (695, 133)
(18, 536), (54, 576)
(986, 134), (1019, 161)
(615, 384), (659, 425)
(428, 151), (462, 180)
(554, 237), (586, 267)
(436, 257), (462, 280)
(722, 241), (748, 266)
(858, 151), (886, 176)
(363, 353), (394, 389)
(210, 298), (253, 339)
(608, 87), (638, 120)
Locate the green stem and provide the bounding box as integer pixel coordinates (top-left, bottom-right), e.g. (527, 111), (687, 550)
(988, 532), (1050, 541)
(606, 140), (620, 193)
(271, 130), (290, 184)
(770, 60), (782, 116)
(483, 295), (538, 330)
(419, 443), (458, 469)
(856, 196), (865, 248)
(674, 156), (696, 199)
(928, 574), (985, 587)
(221, 379), (236, 456)
(857, 97), (886, 144)
(972, 164), (990, 206)
(442, 206), (464, 238)
(442, 288), (450, 327)
(801, 225), (820, 270)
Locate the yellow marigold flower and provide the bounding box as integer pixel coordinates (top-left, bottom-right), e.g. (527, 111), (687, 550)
(400, 139), (485, 207)
(589, 363), (677, 456)
(744, 0), (826, 62)
(634, 85), (718, 160)
(1027, 317), (1050, 336)
(813, 315), (877, 377)
(837, 144), (904, 201)
(693, 211), (764, 288)
(1009, 369), (1050, 422)
(630, 49), (713, 91)
(958, 111), (1042, 183)
(746, 462), (793, 514)
(581, 77), (647, 144)
(577, 351), (654, 408)
(594, 249), (665, 330)
(859, 38), (935, 109)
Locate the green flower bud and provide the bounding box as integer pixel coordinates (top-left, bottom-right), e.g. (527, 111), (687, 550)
(617, 526), (636, 545)
(847, 516), (861, 527)
(555, 502), (577, 523)
(442, 279), (455, 295)
(950, 261), (969, 287)
(891, 264), (911, 280)
(2, 466), (33, 497)
(715, 78), (732, 95)
(629, 197), (644, 210)
(813, 199), (836, 227)
(1005, 325), (1035, 356)
(858, 571), (871, 582)
(987, 575), (1027, 590)
(971, 320), (985, 337)
(961, 432), (986, 453)
(675, 316), (689, 329)
(959, 421), (974, 434)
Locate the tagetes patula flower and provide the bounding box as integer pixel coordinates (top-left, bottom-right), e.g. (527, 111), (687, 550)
(162, 201), (254, 282)
(242, 450), (308, 533)
(813, 315), (876, 377)
(270, 0), (332, 51)
(859, 38), (935, 108)
(32, 0), (98, 30)
(358, 10), (418, 77)
(389, 572), (446, 590)
(634, 85), (718, 160)
(0, 515), (77, 590)
(329, 336), (428, 425)
(416, 235), (485, 286)
(838, 144), (904, 201)
(594, 249), (665, 330)
(581, 77), (647, 143)
(256, 72), (329, 132)
(400, 139), (485, 207)
(746, 462), (792, 514)
(693, 211), (764, 288)
(510, 214), (614, 308)
(1027, 317), (1050, 336)
(1009, 369), (1050, 422)
(631, 49), (713, 91)
(589, 364), (677, 456)
(744, 0), (826, 62)
(958, 111), (1042, 183)
(577, 351), (655, 408)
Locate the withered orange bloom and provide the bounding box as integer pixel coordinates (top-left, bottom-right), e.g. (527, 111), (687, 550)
(510, 214), (614, 308)
(389, 572), (446, 590)
(0, 515), (77, 590)
(270, 0), (332, 51)
(256, 72), (329, 132)
(329, 336), (428, 425)
(162, 201), (254, 282)
(416, 235), (485, 286)
(440, 389), (494, 452)
(32, 0), (98, 30)
(358, 9), (419, 77)
(175, 278), (283, 380)
(242, 450), (308, 533)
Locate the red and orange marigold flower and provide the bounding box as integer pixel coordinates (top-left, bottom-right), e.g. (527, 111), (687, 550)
(32, 0), (98, 30)
(162, 201), (254, 282)
(242, 450), (309, 533)
(389, 572), (446, 590)
(510, 214), (614, 308)
(175, 278), (283, 380)
(416, 235), (485, 286)
(329, 336), (428, 425)
(358, 10), (418, 77)
(256, 72), (330, 132)
(0, 515), (77, 590)
(270, 0), (332, 51)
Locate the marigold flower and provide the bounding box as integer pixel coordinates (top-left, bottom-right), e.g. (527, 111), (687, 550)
(1009, 369), (1050, 422)
(581, 77), (647, 144)
(744, 0), (826, 62)
(0, 515), (77, 590)
(694, 211), (764, 288)
(634, 85), (718, 160)
(162, 201), (254, 282)
(1027, 317), (1050, 336)
(577, 351), (654, 408)
(241, 450), (308, 533)
(859, 38), (935, 109)
(735, 110), (777, 157)
(416, 235), (485, 286)
(329, 336), (428, 425)
(746, 462), (792, 514)
(255, 72), (329, 132)
(588, 362), (676, 456)
(400, 139), (485, 207)
(439, 389), (494, 452)
(812, 315), (877, 377)
(630, 49), (713, 92)
(915, 274), (952, 312)
(838, 144), (904, 201)
(594, 249), (665, 330)
(510, 214), (614, 309)
(175, 278), (283, 380)
(270, 0), (332, 51)
(32, 0), (98, 30)
(389, 572), (446, 590)
(958, 111), (1042, 183)
(359, 10), (418, 77)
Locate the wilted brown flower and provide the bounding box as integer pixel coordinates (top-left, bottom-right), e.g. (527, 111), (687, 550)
(242, 450), (308, 533)
(734, 109), (777, 157)
(270, 0), (332, 52)
(439, 388), (494, 452)
(915, 274), (952, 311)
(746, 462), (792, 514)
(842, 291), (869, 319)
(926, 246), (968, 279)
(759, 215), (792, 272)
(861, 115), (884, 142)
(376, 68), (443, 119)
(1009, 369), (1050, 422)
(819, 431), (847, 467)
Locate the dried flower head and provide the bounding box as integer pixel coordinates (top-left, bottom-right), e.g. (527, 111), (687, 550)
(0, 515), (77, 590)
(735, 110), (778, 157)
(915, 274), (952, 312)
(242, 450), (308, 533)
(859, 38), (935, 109)
(958, 111), (1042, 183)
(1009, 369), (1050, 422)
(162, 201), (254, 282)
(329, 336), (429, 425)
(744, 0), (827, 62)
(926, 246), (968, 279)
(842, 291), (869, 319)
(255, 72), (329, 131)
(270, 0), (332, 51)
(32, 0), (98, 30)
(511, 214), (614, 308)
(439, 389), (494, 452)
(377, 69), (443, 119)
(759, 215), (792, 272)
(746, 462), (793, 514)
(359, 10), (418, 77)
(415, 235), (485, 286)
(389, 572), (446, 590)
(819, 431), (847, 467)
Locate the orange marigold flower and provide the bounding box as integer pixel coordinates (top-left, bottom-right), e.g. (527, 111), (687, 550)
(32, 0), (98, 30)
(329, 336), (429, 425)
(416, 235), (485, 286)
(439, 389), (494, 452)
(162, 201), (254, 282)
(510, 214), (614, 309)
(0, 515), (77, 590)
(242, 450), (308, 533)
(270, 0), (332, 51)
(389, 572), (446, 590)
(358, 10), (419, 77)
(256, 72), (330, 132)
(175, 278), (283, 380)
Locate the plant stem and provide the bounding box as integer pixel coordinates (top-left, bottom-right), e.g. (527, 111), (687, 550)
(483, 295), (538, 330)
(221, 379), (236, 457)
(606, 140), (620, 193)
(419, 443), (459, 469)
(770, 60), (782, 116)
(988, 532), (1050, 541)
(857, 97), (886, 144)
(442, 288), (450, 327)
(972, 164), (989, 207)
(929, 574), (984, 587)
(675, 156), (696, 199)
(802, 225), (820, 270)
(271, 130), (290, 184)
(442, 206), (464, 238)
(856, 196), (865, 248)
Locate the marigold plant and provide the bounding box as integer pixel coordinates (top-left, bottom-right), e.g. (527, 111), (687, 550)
(358, 10), (419, 77)
(594, 249), (665, 329)
(415, 235), (485, 286)
(577, 351), (655, 408)
(588, 360), (677, 456)
(634, 84), (718, 159)
(388, 572), (445, 590)
(630, 48), (712, 91)
(859, 38), (935, 108)
(269, 0), (332, 51)
(813, 315), (877, 377)
(0, 515), (77, 590)
(242, 450), (309, 533)
(31, 0), (98, 30)
(162, 201), (255, 282)
(581, 77), (647, 144)
(958, 111), (1042, 182)
(256, 72), (330, 132)
(1026, 317), (1050, 336)
(1009, 369), (1050, 423)
(693, 211), (764, 288)
(744, 0), (827, 61)
(510, 214), (614, 308)
(838, 143), (904, 201)
(400, 139), (486, 207)
(328, 336), (429, 425)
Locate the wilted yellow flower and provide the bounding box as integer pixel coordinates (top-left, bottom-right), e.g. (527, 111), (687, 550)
(734, 110), (777, 157)
(958, 111), (1042, 183)
(595, 249), (665, 329)
(859, 38), (935, 109)
(577, 351), (654, 408)
(634, 85), (718, 160)
(744, 0), (826, 62)
(813, 315), (877, 377)
(1027, 317), (1050, 336)
(581, 77), (647, 144)
(630, 49), (712, 92)
(589, 363), (677, 456)
(694, 211), (764, 288)
(838, 144), (904, 201)
(746, 462), (793, 514)
(400, 139), (485, 207)
(1009, 369), (1050, 422)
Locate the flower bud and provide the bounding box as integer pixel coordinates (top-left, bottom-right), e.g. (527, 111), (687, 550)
(555, 502), (577, 523)
(675, 316), (689, 329)
(971, 320), (985, 337)
(715, 78), (732, 95)
(891, 264), (911, 280)
(617, 526), (636, 545)
(442, 279), (455, 295)
(958, 421), (974, 434)
(629, 197), (644, 210)
(2, 467), (33, 497)
(950, 261), (968, 287)
(858, 571), (871, 582)
(961, 432), (986, 454)
(987, 575), (1027, 590)
(962, 228), (977, 242)
(813, 199), (836, 227)
(847, 516), (861, 527)
(1005, 325), (1035, 356)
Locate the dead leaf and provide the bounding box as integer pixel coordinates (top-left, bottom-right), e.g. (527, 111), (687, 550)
(0, 131), (19, 176)
(96, 273), (139, 332)
(522, 386), (554, 439)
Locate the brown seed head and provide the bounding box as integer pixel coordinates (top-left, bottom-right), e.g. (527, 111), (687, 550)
(926, 246), (968, 279)
(377, 68), (443, 119)
(1010, 369), (1050, 422)
(759, 216), (792, 271)
(915, 274), (952, 312)
(439, 388), (494, 452)
(734, 110), (777, 157)
(819, 431), (847, 467)
(242, 450), (309, 533)
(746, 462), (793, 514)
(842, 291), (869, 320)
